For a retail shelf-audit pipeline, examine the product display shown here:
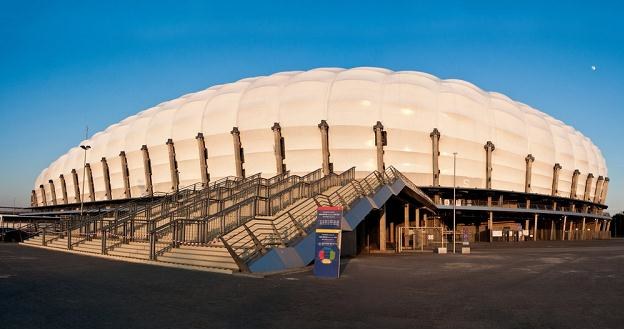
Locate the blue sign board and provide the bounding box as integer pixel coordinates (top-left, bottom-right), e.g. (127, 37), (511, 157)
(314, 206), (342, 278)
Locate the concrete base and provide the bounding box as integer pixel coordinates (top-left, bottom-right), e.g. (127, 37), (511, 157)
(436, 247), (447, 254)
(461, 247), (471, 254)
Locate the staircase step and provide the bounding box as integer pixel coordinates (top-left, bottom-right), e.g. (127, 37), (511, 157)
(165, 250), (235, 263)
(157, 255), (239, 271)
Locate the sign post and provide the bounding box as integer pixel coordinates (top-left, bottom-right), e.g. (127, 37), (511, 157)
(314, 206), (342, 278)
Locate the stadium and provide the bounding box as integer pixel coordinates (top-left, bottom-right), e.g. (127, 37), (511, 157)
(13, 67), (611, 273)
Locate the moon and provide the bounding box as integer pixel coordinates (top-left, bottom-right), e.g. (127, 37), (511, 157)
(591, 65), (597, 71)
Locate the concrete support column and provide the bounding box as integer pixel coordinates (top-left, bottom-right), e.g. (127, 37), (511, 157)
(101, 157), (112, 200)
(552, 163), (562, 196)
(524, 219), (530, 241)
(606, 221), (612, 234)
(390, 222), (395, 244)
(141, 145), (153, 196)
(415, 208), (420, 227)
(550, 220), (555, 240)
(570, 221), (575, 240)
(404, 203), (410, 246)
(59, 174), (68, 204)
(581, 217), (586, 240)
(599, 177), (610, 205)
(195, 133), (210, 187)
(318, 120), (331, 176)
(272, 123), (286, 175)
(533, 213), (538, 241)
(230, 127), (245, 179)
(166, 139), (179, 191)
(430, 128), (441, 186)
(85, 163), (95, 202)
(562, 216), (567, 240)
(593, 176), (604, 203)
(31, 190), (37, 207)
(484, 141), (495, 189)
(71, 169), (80, 203)
(525, 154), (534, 193)
(373, 121), (386, 172)
(39, 184), (47, 206)
(488, 211), (493, 242)
(48, 179), (57, 205)
(119, 151), (131, 198)
(571, 169), (580, 199)
(583, 173), (594, 201)
(379, 207), (387, 251)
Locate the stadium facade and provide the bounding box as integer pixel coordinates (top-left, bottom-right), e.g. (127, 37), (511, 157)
(20, 67), (611, 272)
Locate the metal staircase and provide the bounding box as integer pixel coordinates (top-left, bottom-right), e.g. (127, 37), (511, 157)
(21, 168), (357, 273)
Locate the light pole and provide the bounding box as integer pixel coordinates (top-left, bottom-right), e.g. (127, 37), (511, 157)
(453, 152), (457, 254)
(80, 144), (91, 218)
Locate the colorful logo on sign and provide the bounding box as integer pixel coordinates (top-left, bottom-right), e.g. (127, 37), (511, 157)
(318, 246), (336, 264)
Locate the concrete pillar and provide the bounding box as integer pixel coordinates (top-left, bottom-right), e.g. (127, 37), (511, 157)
(404, 203), (410, 246)
(581, 217), (586, 240)
(593, 176), (604, 203)
(101, 157), (112, 200)
(379, 207), (387, 251)
(31, 190), (37, 207)
(318, 120), (331, 176)
(195, 133), (210, 187)
(390, 222), (395, 244)
(561, 216), (567, 240)
(583, 173), (594, 201)
(606, 221), (612, 234)
(550, 220), (555, 240)
(533, 213), (538, 241)
(484, 141), (495, 189)
(231, 127), (245, 178)
(85, 163), (95, 202)
(415, 208), (420, 227)
(373, 121), (386, 172)
(119, 151), (131, 198)
(39, 184), (47, 206)
(71, 169), (80, 203)
(141, 145), (153, 196)
(423, 213), (428, 227)
(570, 169), (580, 199)
(525, 154), (534, 193)
(599, 177), (610, 205)
(552, 163), (562, 196)
(271, 123), (286, 175)
(166, 139), (179, 191)
(570, 221), (575, 240)
(430, 128), (441, 186)
(48, 179), (57, 205)
(59, 174), (68, 204)
(488, 211), (493, 242)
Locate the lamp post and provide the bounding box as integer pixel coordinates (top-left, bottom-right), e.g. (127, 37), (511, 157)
(80, 144), (91, 218)
(453, 152), (457, 254)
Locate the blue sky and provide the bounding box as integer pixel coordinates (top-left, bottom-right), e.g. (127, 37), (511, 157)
(0, 1), (622, 212)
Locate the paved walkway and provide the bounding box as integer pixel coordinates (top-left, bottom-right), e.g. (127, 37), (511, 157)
(2, 240), (624, 329)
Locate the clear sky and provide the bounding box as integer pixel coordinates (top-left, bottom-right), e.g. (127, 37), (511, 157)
(0, 1), (622, 213)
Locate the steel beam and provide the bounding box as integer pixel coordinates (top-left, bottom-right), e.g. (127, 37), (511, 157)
(318, 120), (331, 176)
(119, 151), (131, 198)
(166, 139), (179, 191)
(101, 157), (112, 200)
(196, 133), (210, 186)
(141, 145), (153, 196)
(231, 127), (245, 178)
(272, 123), (286, 174)
(59, 174), (68, 204)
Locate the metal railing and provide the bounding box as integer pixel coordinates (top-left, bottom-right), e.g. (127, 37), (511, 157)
(150, 168), (352, 260)
(220, 167), (394, 267)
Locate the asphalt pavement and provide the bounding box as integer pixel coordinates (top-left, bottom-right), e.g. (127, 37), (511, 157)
(1, 240), (624, 329)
